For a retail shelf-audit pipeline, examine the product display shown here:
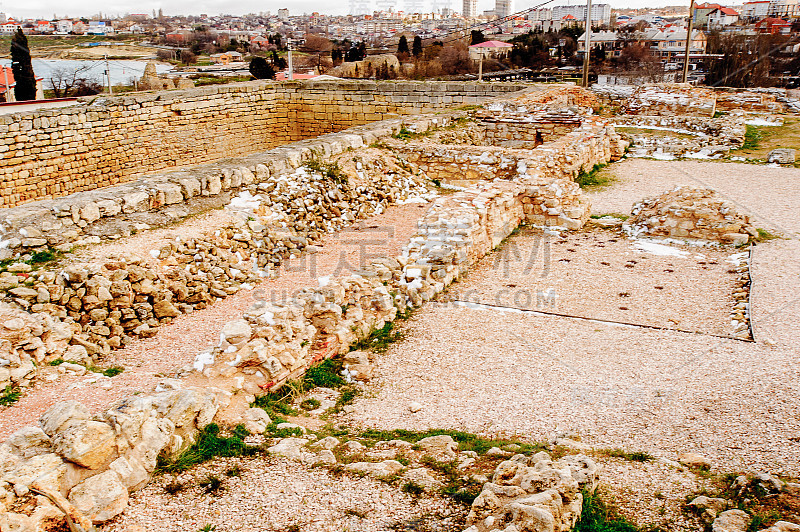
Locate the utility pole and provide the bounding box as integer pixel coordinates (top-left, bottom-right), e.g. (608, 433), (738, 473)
(682, 0), (695, 84)
(478, 49), (484, 81)
(104, 53), (112, 95)
(581, 0), (593, 88)
(287, 43), (294, 81)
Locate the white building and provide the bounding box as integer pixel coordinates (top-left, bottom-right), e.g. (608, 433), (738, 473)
(707, 7), (739, 26)
(277, 8), (289, 20)
(56, 19), (73, 34)
(768, 0), (799, 18)
(463, 0), (478, 17)
(741, 1), (770, 19)
(495, 0), (514, 18)
(550, 3), (611, 24)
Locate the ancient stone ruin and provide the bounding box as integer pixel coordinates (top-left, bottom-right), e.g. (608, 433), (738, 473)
(624, 186), (757, 245)
(0, 80), (796, 532)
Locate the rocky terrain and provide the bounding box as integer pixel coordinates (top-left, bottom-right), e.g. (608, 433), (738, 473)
(0, 83), (798, 532)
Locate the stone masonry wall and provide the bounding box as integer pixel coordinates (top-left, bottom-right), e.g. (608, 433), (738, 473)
(0, 80), (525, 208)
(392, 116), (626, 185)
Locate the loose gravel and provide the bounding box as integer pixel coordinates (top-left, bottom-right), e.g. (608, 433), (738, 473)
(446, 228), (738, 335)
(106, 455), (466, 532)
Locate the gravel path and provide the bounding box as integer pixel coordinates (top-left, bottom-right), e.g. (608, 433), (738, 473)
(588, 159), (800, 238)
(0, 202), (428, 440)
(447, 228), (738, 335)
(346, 159), (800, 478)
(106, 455), (465, 532)
(750, 239), (800, 347)
(346, 304), (800, 475)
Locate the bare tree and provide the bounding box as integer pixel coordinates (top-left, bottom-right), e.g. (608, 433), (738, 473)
(48, 65), (100, 98)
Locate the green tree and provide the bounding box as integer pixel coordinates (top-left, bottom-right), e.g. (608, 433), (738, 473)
(412, 35), (423, 57)
(397, 35), (409, 56)
(470, 30), (485, 45)
(249, 57), (275, 79)
(11, 28), (36, 101)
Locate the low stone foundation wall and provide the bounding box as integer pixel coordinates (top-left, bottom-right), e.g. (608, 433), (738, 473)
(0, 80), (526, 208)
(613, 114), (745, 159)
(394, 116), (626, 185)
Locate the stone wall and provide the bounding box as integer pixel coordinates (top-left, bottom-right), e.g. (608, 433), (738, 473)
(0, 80), (526, 208)
(393, 116), (626, 185)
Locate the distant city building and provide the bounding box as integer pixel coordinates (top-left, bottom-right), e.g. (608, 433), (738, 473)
(741, 1), (770, 19)
(56, 19), (73, 34)
(692, 3), (723, 26)
(495, 0), (514, 18)
(767, 0), (799, 18)
(463, 0), (478, 17)
(278, 8), (289, 20)
(551, 3), (611, 25)
(707, 6), (739, 27)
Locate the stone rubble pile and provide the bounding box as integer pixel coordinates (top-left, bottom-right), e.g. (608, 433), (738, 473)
(0, 390), (220, 529)
(0, 116), (430, 259)
(614, 115), (745, 160)
(0, 304), (75, 391)
(624, 186), (757, 246)
(0, 149), (431, 387)
(394, 115), (626, 185)
(462, 451), (599, 532)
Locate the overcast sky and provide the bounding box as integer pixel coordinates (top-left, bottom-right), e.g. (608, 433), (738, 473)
(12, 0), (686, 20)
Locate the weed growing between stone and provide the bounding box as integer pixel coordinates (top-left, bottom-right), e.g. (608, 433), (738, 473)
(352, 322), (404, 353)
(576, 163), (612, 189)
(304, 158), (348, 184)
(156, 423), (256, 473)
(0, 385), (21, 406)
(597, 449), (654, 462)
(575, 489), (644, 532)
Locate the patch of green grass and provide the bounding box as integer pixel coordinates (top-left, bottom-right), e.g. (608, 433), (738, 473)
(574, 489), (643, 532)
(333, 385), (360, 411)
(225, 465), (241, 477)
(197, 525), (217, 532)
(441, 484), (482, 506)
(713, 110), (727, 119)
(576, 163), (612, 189)
(402, 481), (425, 496)
(748, 510), (782, 532)
(0, 246), (65, 273)
(300, 398), (321, 411)
(599, 449), (653, 462)
(743, 125), (762, 151)
(454, 104), (480, 111)
(48, 359), (65, 366)
(86, 364), (124, 377)
(156, 423), (255, 473)
(0, 385), (21, 407)
(393, 126), (424, 141)
(304, 358), (345, 388)
(352, 322), (404, 354)
(753, 228), (780, 242)
(356, 428), (544, 456)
